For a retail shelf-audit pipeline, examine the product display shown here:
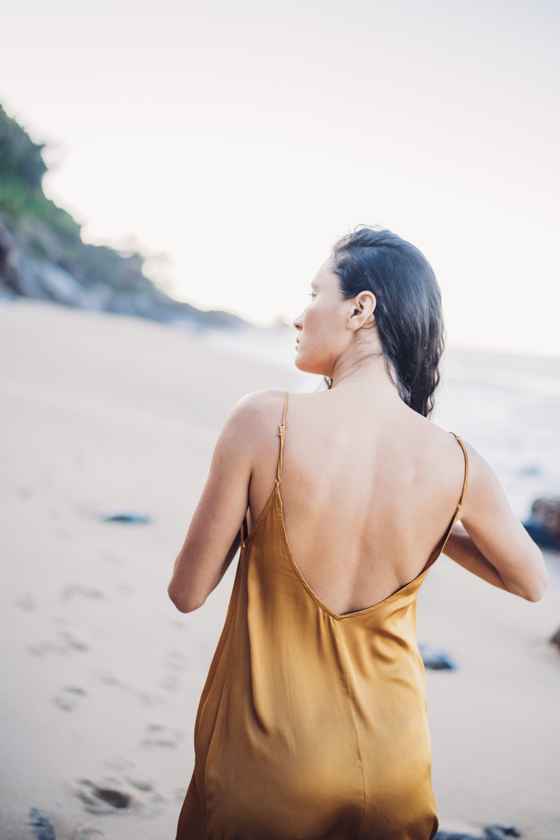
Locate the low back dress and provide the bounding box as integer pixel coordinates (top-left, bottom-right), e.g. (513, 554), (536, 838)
(176, 391), (468, 840)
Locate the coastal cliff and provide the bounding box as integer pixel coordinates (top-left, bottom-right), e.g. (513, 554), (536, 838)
(0, 104), (249, 329)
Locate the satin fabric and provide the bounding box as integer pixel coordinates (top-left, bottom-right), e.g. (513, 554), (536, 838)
(176, 394), (468, 840)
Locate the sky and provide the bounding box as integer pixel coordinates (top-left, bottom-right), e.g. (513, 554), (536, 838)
(1, 0), (559, 355)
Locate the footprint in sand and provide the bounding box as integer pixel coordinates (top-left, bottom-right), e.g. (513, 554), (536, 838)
(141, 723), (184, 748)
(97, 672), (168, 710)
(169, 619), (186, 631)
(61, 585), (104, 601)
(160, 649), (187, 693)
(29, 630), (89, 657)
(53, 686), (87, 712)
(97, 671), (129, 690)
(160, 672), (181, 693)
(138, 692), (166, 707)
(99, 550), (126, 568)
(72, 828), (104, 840)
(74, 775), (164, 817)
(167, 650), (186, 672)
(16, 593), (35, 611)
(173, 786), (188, 801)
(126, 776), (154, 792)
(75, 779), (132, 815)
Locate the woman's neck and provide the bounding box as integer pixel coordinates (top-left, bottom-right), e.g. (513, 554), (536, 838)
(330, 332), (401, 404)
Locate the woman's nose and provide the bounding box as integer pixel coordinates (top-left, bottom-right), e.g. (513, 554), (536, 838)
(293, 312), (304, 331)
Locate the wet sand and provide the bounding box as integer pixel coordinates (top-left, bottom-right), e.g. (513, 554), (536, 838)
(1, 299), (559, 839)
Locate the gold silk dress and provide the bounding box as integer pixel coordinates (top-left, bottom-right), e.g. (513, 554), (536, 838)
(176, 392), (468, 840)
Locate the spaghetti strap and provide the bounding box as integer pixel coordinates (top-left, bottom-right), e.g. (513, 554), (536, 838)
(452, 434), (469, 512)
(239, 391), (289, 548)
(276, 391), (289, 484)
(437, 433), (469, 559)
(423, 432), (469, 570)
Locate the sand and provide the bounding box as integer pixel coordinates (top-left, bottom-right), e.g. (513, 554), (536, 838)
(1, 298), (559, 840)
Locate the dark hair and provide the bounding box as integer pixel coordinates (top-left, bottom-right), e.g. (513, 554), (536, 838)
(332, 227), (444, 418)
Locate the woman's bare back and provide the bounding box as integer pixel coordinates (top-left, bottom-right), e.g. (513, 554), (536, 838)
(245, 388), (467, 616)
(169, 244), (546, 616)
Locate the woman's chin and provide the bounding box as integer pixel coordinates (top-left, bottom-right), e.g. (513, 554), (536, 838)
(294, 353), (311, 373)
(295, 354), (326, 377)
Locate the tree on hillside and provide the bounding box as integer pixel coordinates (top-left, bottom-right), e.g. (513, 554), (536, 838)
(0, 104), (47, 191)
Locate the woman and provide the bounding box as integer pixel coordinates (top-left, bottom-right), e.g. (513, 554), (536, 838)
(168, 227), (548, 840)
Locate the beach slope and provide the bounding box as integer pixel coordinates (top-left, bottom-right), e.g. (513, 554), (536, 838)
(0, 300), (559, 840)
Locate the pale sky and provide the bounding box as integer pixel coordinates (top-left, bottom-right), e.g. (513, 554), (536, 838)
(2, 0), (559, 355)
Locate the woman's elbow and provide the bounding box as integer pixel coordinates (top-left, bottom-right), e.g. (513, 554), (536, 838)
(523, 575), (548, 602)
(167, 582), (206, 613)
(517, 563), (549, 602)
(521, 586), (546, 603)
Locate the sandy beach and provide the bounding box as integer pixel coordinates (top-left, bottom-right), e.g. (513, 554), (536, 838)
(1, 298), (559, 840)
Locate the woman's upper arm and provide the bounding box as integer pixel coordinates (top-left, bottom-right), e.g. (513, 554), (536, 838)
(168, 392), (267, 613)
(457, 442), (548, 601)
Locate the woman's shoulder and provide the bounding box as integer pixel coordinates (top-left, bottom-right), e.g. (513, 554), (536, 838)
(210, 390), (288, 471)
(221, 389), (289, 447)
(420, 418), (485, 473)
(231, 388), (288, 422)
(414, 417), (497, 511)
(410, 409), (467, 454)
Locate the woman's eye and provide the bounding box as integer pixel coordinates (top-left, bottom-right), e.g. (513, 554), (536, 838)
(308, 292), (316, 299)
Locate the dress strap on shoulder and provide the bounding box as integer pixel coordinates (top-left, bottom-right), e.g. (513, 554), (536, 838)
(423, 432), (469, 571)
(276, 391), (289, 484)
(450, 433), (469, 513)
(437, 433), (469, 559)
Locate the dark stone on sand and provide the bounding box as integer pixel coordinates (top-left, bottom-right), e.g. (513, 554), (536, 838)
(28, 808), (56, 840)
(522, 518), (557, 550)
(98, 508), (151, 524)
(436, 827), (520, 840)
(435, 833), (476, 839)
(523, 497), (560, 550)
(484, 827), (521, 839)
(518, 465), (540, 477)
(435, 834), (477, 840)
(419, 643), (457, 671)
(550, 626), (560, 651)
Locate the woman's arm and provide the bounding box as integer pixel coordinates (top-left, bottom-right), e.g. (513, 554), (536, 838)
(168, 394), (263, 613)
(444, 443), (548, 602)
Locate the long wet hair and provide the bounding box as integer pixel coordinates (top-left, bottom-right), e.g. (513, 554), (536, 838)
(331, 227), (444, 418)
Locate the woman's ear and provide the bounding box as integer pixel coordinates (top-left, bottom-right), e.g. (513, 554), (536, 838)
(348, 291), (376, 330)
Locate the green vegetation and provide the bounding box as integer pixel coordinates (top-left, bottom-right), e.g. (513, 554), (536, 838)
(0, 103), (82, 240)
(0, 103), (151, 293)
(0, 103), (47, 191)
(0, 103), (247, 328)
